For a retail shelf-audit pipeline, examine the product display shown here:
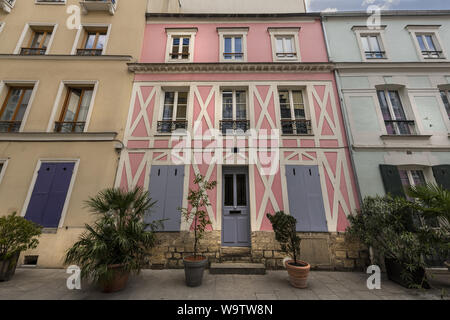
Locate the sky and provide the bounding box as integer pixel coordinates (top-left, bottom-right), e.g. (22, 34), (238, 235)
(306, 0), (450, 12)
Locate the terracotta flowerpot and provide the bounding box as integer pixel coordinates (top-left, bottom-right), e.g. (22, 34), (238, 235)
(183, 256), (208, 287)
(99, 264), (130, 293)
(285, 260), (310, 289)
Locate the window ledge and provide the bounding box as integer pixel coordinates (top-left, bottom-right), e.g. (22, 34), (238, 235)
(0, 54), (132, 61)
(0, 132), (118, 142)
(282, 134), (314, 137)
(380, 134), (432, 140)
(42, 228), (58, 234)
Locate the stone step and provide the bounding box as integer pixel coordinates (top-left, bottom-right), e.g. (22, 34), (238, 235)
(220, 247), (251, 257)
(210, 262), (266, 275)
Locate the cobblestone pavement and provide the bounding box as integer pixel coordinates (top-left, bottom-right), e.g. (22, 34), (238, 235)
(0, 268), (448, 300)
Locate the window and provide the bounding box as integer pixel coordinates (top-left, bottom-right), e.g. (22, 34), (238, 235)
(220, 90), (248, 134)
(406, 25), (446, 61)
(55, 87), (93, 132)
(377, 89), (415, 135)
(440, 89), (450, 119)
(278, 90), (311, 135)
(360, 34), (385, 59)
(416, 34), (442, 59)
(165, 28), (197, 63)
(217, 28), (248, 62)
(0, 86), (34, 132)
(268, 28), (301, 62)
(77, 28), (108, 56)
(157, 91), (188, 133)
(20, 26), (54, 55)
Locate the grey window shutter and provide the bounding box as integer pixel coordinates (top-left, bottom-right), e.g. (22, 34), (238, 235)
(147, 165), (184, 232)
(286, 165), (328, 232)
(379, 164), (405, 198)
(432, 165), (450, 190)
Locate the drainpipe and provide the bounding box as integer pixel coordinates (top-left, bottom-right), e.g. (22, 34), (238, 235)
(320, 17), (363, 207)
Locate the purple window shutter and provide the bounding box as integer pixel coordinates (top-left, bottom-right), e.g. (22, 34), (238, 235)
(25, 162), (75, 228)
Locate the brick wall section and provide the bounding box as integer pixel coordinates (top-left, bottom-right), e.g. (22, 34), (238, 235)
(148, 231), (370, 271)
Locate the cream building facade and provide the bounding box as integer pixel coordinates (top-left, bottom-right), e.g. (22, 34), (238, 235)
(0, 0), (147, 267)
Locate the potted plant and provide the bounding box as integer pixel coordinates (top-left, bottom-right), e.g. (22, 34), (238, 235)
(64, 187), (162, 293)
(266, 211), (310, 289)
(179, 174), (217, 287)
(345, 192), (446, 289)
(0, 212), (42, 281)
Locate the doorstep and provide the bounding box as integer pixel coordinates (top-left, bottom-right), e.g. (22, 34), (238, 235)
(210, 262), (266, 275)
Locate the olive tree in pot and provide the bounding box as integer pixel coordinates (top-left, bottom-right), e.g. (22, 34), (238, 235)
(64, 187), (162, 293)
(267, 211), (310, 289)
(179, 174), (217, 287)
(0, 213), (42, 281)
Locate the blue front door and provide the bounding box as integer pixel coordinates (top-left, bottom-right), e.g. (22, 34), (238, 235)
(222, 167), (250, 247)
(25, 162), (75, 228)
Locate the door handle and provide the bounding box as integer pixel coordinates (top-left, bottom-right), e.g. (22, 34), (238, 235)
(229, 210), (241, 214)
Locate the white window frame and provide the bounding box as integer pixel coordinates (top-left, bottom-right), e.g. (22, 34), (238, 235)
(268, 28), (301, 62)
(352, 26), (389, 62)
(165, 28), (197, 63)
(376, 87), (416, 135)
(220, 89), (248, 135)
(406, 25), (447, 61)
(277, 88), (311, 135)
(0, 80), (39, 132)
(217, 28), (248, 62)
(14, 23), (58, 55)
(46, 80), (99, 133)
(20, 158), (80, 229)
(0, 22), (5, 34)
(439, 85), (450, 120)
(157, 89), (189, 134)
(0, 158), (9, 186)
(71, 24), (111, 55)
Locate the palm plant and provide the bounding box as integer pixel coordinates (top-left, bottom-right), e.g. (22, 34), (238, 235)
(64, 187), (162, 284)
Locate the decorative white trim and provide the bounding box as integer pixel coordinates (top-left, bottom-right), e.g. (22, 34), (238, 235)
(0, 22), (5, 34)
(46, 80), (99, 133)
(217, 27), (248, 63)
(35, 0), (66, 5)
(165, 28), (197, 63)
(405, 25), (447, 62)
(352, 26), (390, 62)
(0, 158), (9, 186)
(71, 24), (111, 55)
(268, 27), (301, 62)
(20, 158), (80, 229)
(13, 23), (58, 55)
(0, 132), (117, 141)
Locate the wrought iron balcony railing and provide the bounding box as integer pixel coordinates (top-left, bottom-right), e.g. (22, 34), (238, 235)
(422, 50), (443, 59)
(220, 120), (250, 134)
(54, 121), (86, 133)
(384, 120), (415, 135)
(281, 119), (312, 135)
(0, 120), (21, 133)
(20, 48), (46, 55)
(76, 48), (103, 56)
(157, 120), (188, 133)
(365, 51), (386, 59)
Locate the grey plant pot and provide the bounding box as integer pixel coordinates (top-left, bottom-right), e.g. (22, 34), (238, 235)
(0, 252), (20, 282)
(183, 256), (208, 287)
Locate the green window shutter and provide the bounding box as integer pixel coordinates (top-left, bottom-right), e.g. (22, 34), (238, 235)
(379, 164), (405, 198)
(432, 165), (450, 190)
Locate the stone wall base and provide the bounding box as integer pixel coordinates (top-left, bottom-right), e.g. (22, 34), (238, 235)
(149, 231), (370, 271)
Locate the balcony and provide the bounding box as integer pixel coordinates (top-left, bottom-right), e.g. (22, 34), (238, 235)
(80, 0), (117, 15)
(421, 50), (443, 59)
(365, 51), (386, 59)
(76, 48), (103, 56)
(220, 120), (250, 135)
(54, 121), (86, 133)
(1, 0), (15, 13)
(384, 120), (416, 136)
(157, 120), (187, 134)
(20, 48), (47, 55)
(281, 119), (312, 135)
(0, 121), (21, 133)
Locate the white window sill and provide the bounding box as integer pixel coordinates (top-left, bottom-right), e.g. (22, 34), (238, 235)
(380, 134), (432, 140)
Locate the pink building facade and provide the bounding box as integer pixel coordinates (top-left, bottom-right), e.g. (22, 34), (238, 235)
(117, 13), (365, 269)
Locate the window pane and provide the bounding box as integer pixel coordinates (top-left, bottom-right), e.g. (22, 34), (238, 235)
(292, 91), (305, 119)
(368, 36), (381, 52)
(63, 89), (82, 122)
(416, 35), (427, 51)
(399, 170), (411, 195)
(361, 36), (370, 52)
(411, 170), (426, 186)
(31, 32), (44, 48)
(236, 174), (247, 206)
(1, 89), (21, 121)
(276, 38), (284, 53)
(176, 92), (188, 120)
(224, 174), (234, 206)
(85, 34), (96, 49)
(96, 34), (106, 49)
(15, 89), (32, 121)
(182, 37), (190, 59)
(425, 35), (436, 51)
(236, 91), (246, 120)
(388, 91), (407, 120)
(377, 90), (394, 134)
(440, 91), (450, 118)
(222, 92), (233, 119)
(77, 89), (93, 122)
(284, 37), (293, 54)
(234, 37), (243, 60)
(163, 92), (175, 120)
(279, 91), (291, 119)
